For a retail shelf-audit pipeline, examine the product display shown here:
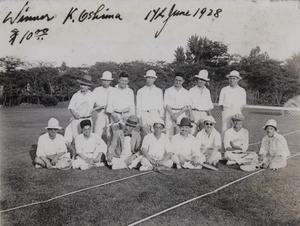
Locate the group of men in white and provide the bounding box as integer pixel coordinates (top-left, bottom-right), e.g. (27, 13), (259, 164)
(34, 69), (290, 172)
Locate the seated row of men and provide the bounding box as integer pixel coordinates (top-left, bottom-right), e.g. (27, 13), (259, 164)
(34, 113), (290, 172)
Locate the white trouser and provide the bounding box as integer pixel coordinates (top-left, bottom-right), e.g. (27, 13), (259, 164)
(172, 153), (206, 166)
(263, 155), (287, 170)
(202, 149), (222, 165)
(165, 110), (187, 139)
(64, 117), (93, 144)
(140, 157), (173, 169)
(225, 152), (258, 165)
(140, 110), (161, 127)
(221, 108), (241, 135)
(72, 150), (102, 169)
(190, 111), (208, 136)
(94, 110), (110, 137)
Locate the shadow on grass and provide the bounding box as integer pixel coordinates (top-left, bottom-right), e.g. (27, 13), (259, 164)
(29, 144), (37, 164)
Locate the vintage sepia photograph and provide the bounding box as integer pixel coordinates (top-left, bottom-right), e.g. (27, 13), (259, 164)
(1, 0), (300, 225)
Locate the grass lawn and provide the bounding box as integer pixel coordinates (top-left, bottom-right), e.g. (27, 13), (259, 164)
(0, 105), (300, 225)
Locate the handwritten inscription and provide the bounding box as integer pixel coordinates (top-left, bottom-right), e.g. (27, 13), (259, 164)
(3, 1), (54, 24)
(9, 28), (49, 45)
(62, 4), (123, 24)
(2, 2), (223, 45)
(144, 4), (222, 38)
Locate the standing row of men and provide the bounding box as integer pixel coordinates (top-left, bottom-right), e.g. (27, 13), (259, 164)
(64, 69), (246, 145)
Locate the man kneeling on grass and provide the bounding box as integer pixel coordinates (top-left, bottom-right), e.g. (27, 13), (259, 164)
(171, 117), (205, 169)
(107, 115), (142, 170)
(138, 118), (173, 171)
(72, 120), (107, 170)
(195, 116), (222, 166)
(241, 119), (290, 171)
(34, 118), (71, 169)
(224, 114), (258, 165)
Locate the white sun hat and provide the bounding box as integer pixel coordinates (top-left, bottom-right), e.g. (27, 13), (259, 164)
(144, 70), (157, 78)
(226, 70), (242, 79)
(100, 71), (114, 80)
(195, 69), (210, 81)
(45, 117), (62, 129)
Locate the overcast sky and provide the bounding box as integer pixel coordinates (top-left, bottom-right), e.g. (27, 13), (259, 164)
(1, 0), (300, 67)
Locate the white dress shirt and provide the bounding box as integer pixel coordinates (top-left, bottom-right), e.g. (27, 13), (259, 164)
(189, 86), (214, 111)
(218, 85), (246, 109)
(224, 127), (249, 152)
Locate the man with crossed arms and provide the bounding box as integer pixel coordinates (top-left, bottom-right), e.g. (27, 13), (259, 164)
(189, 69), (214, 136)
(164, 72), (192, 139)
(136, 70), (164, 137)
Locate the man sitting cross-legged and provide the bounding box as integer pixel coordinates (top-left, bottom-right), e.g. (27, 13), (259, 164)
(241, 119), (290, 171)
(138, 118), (173, 171)
(107, 115), (142, 170)
(171, 117), (206, 169)
(195, 116), (222, 166)
(224, 114), (258, 165)
(34, 118), (71, 169)
(72, 119), (107, 170)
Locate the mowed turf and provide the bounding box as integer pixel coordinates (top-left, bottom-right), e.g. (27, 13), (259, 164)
(0, 105), (300, 226)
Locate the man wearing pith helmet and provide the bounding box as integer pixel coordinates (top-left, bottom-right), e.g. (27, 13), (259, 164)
(189, 69), (214, 136)
(241, 119), (290, 171)
(195, 116), (222, 166)
(224, 114), (258, 165)
(136, 69), (164, 138)
(92, 71), (115, 141)
(218, 70), (246, 136)
(34, 118), (70, 169)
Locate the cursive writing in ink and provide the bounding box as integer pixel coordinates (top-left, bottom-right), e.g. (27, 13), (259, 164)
(3, 1), (54, 25)
(63, 4), (123, 24)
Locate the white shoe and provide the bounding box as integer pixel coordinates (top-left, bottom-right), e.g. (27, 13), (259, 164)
(139, 166), (152, 171)
(35, 164), (42, 169)
(240, 164), (260, 172)
(182, 162), (194, 169)
(112, 163), (127, 170)
(194, 164), (203, 169)
(176, 164), (182, 169)
(226, 160), (236, 165)
(94, 162), (105, 167)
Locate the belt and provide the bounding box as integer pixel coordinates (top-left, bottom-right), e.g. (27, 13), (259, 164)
(171, 108), (182, 111)
(78, 115), (91, 119)
(114, 110), (122, 114)
(192, 108), (206, 112)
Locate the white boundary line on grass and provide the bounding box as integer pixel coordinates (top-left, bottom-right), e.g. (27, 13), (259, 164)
(0, 172), (151, 213)
(128, 152), (300, 226)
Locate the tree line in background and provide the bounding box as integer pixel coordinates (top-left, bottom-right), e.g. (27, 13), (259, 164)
(1, 35), (300, 107)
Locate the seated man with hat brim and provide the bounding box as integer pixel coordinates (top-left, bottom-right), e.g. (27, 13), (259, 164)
(107, 115), (142, 170)
(136, 70), (164, 138)
(92, 71), (115, 142)
(138, 117), (173, 171)
(34, 118), (71, 169)
(195, 116), (222, 166)
(224, 114), (258, 165)
(218, 70), (246, 137)
(171, 117), (205, 169)
(72, 119), (107, 170)
(188, 69), (214, 136)
(65, 74), (96, 146)
(241, 119), (290, 172)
